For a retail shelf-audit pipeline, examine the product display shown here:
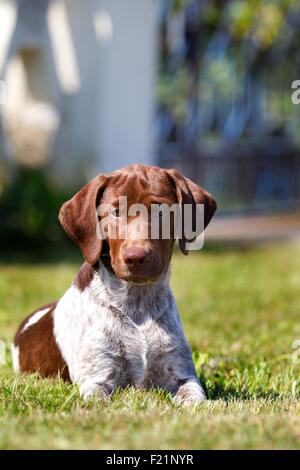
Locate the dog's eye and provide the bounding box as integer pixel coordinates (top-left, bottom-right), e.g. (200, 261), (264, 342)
(111, 208), (120, 218)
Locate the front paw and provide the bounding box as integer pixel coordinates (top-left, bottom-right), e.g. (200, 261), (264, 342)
(174, 381), (206, 406)
(79, 381), (110, 401)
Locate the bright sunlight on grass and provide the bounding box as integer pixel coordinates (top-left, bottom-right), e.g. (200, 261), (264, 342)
(0, 242), (299, 449)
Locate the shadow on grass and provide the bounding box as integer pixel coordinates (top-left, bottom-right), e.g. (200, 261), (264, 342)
(203, 380), (282, 402)
(197, 360), (290, 402)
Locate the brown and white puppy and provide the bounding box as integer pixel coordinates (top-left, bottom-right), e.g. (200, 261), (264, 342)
(12, 164), (216, 403)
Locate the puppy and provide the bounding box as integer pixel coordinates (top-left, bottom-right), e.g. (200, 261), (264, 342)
(12, 164), (217, 404)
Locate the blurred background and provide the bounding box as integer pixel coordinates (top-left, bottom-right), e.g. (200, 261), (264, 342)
(0, 0), (300, 255)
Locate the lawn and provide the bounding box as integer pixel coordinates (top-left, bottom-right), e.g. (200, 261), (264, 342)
(0, 242), (299, 450)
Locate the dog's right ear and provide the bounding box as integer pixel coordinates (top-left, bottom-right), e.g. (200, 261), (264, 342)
(166, 169), (217, 255)
(59, 174), (109, 265)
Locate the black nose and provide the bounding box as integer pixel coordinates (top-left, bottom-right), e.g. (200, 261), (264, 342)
(123, 246), (151, 268)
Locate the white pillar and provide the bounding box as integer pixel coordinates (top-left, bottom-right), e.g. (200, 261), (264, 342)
(94, 0), (159, 174)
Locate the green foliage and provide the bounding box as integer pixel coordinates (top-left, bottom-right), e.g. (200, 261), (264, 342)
(0, 168), (72, 252)
(159, 0), (300, 144)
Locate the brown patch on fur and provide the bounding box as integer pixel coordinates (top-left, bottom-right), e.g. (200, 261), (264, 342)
(14, 302), (70, 381)
(59, 174), (109, 265)
(73, 262), (98, 292)
(99, 240), (114, 274)
(59, 164), (217, 281)
(99, 165), (178, 282)
(166, 169), (217, 255)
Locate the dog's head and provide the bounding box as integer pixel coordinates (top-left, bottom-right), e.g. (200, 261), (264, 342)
(59, 164), (217, 284)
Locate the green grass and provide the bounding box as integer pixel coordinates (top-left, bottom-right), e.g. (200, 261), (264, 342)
(0, 242), (300, 449)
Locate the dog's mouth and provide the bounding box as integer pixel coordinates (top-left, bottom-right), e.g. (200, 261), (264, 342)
(119, 274), (158, 285)
(109, 252), (166, 285)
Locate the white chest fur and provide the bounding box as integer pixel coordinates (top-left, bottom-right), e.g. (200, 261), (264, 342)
(53, 265), (199, 399)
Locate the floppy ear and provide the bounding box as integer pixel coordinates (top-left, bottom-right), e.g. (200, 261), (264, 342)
(167, 169), (217, 255)
(59, 174), (108, 265)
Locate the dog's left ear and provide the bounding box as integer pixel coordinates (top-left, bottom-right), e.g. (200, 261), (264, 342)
(167, 169), (217, 255)
(59, 174), (109, 265)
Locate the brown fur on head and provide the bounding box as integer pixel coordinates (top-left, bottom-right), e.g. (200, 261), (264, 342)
(59, 164), (217, 284)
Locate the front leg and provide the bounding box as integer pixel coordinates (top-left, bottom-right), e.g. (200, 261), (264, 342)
(79, 378), (113, 401)
(159, 337), (207, 405)
(174, 378), (206, 405)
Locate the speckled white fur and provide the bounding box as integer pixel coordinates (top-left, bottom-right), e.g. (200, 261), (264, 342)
(53, 263), (206, 404)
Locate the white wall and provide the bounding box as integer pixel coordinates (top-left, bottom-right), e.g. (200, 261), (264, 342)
(93, 0), (159, 174)
(0, 0), (159, 186)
